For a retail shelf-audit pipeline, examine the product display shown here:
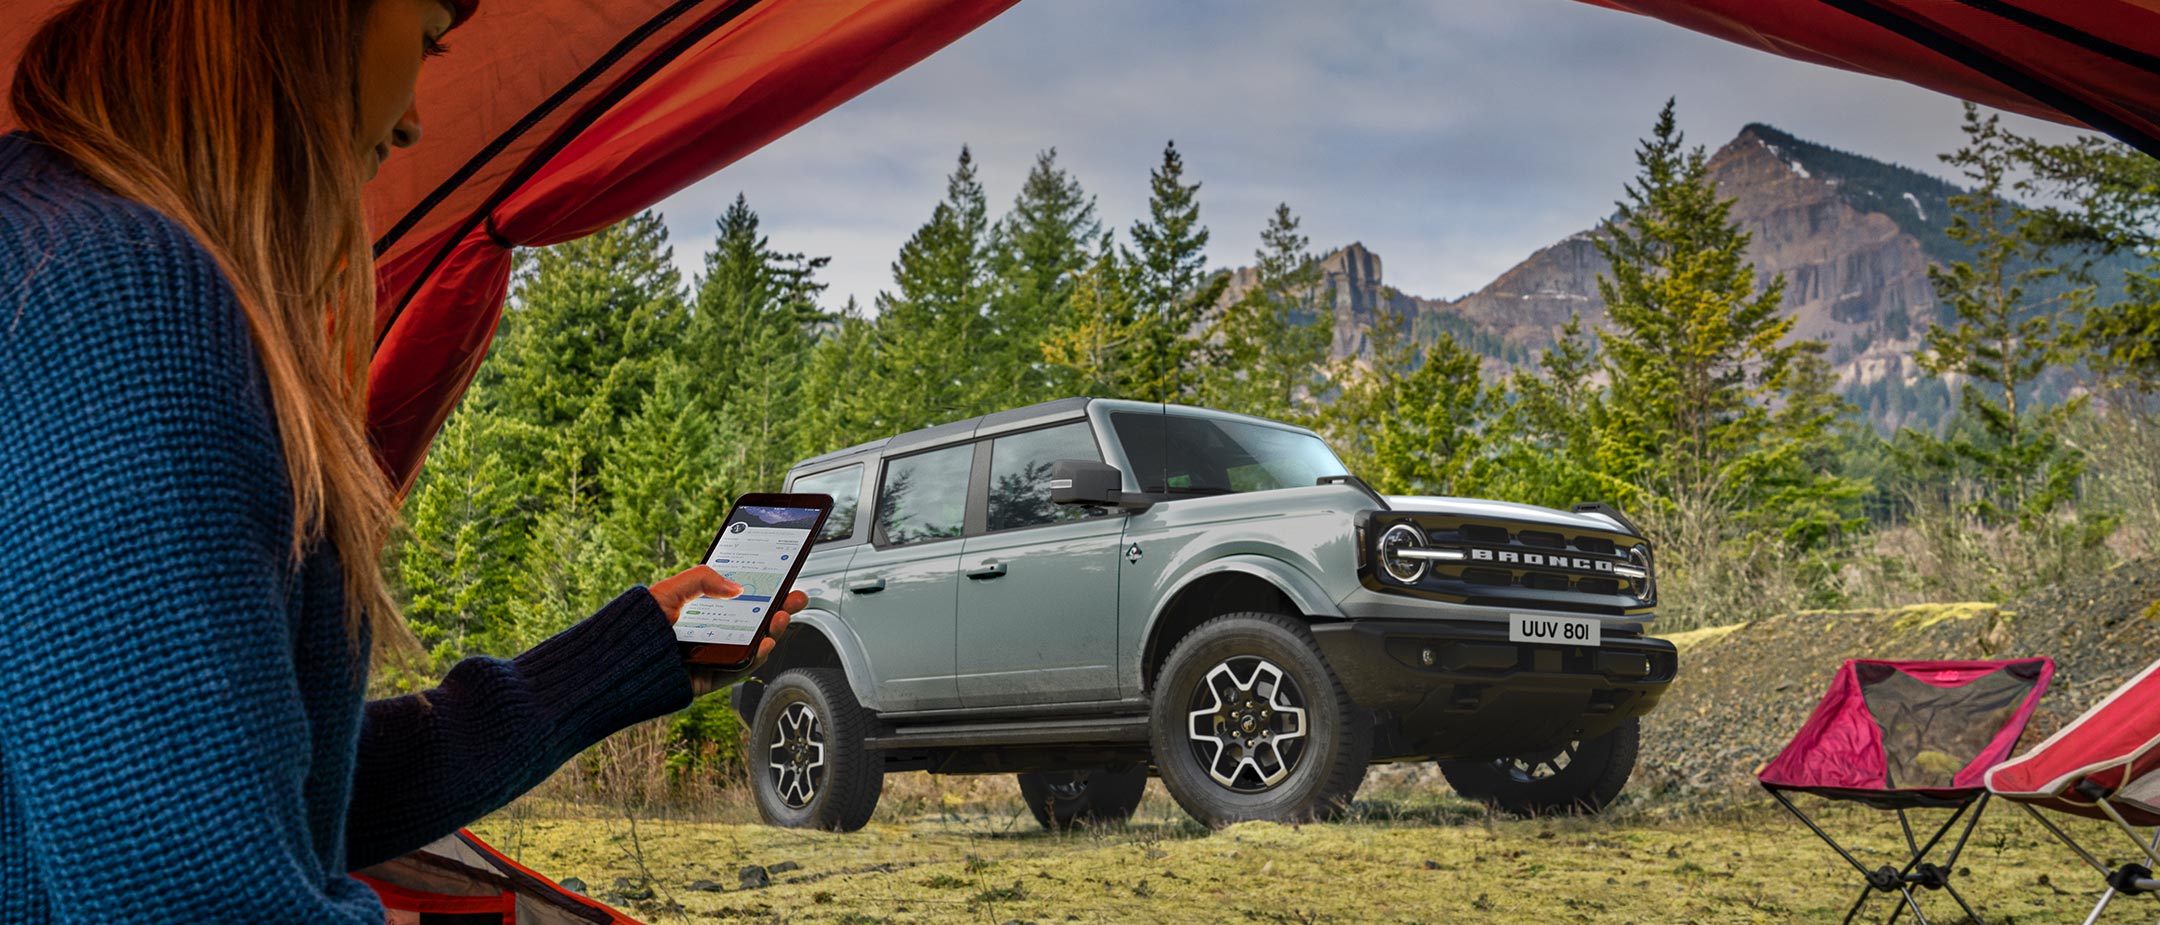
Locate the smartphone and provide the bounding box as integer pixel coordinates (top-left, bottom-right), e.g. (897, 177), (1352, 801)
(675, 492), (833, 669)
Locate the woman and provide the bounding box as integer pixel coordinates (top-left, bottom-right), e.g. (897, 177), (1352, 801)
(0, 1), (798, 920)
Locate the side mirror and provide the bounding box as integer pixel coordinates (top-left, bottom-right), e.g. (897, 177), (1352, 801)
(1049, 458), (1145, 509)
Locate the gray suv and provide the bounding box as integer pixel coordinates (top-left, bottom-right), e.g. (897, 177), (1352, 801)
(730, 398), (1677, 830)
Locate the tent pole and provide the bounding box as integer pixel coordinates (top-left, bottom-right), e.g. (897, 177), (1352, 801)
(2016, 802), (2111, 876)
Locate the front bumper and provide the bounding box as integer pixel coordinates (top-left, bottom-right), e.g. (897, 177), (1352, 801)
(1309, 618), (1678, 761)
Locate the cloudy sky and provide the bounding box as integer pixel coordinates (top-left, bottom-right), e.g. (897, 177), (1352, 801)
(654, 0), (2092, 311)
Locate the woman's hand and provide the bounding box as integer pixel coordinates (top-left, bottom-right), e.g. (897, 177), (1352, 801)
(648, 565), (808, 697)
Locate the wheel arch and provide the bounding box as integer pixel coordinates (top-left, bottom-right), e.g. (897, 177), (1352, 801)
(1138, 556), (1343, 694)
(731, 611), (872, 720)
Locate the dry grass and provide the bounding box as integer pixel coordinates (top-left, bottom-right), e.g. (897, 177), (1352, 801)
(475, 778), (2148, 924)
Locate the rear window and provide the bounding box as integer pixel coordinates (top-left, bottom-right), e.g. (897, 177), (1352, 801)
(789, 464), (863, 544)
(1112, 413), (1347, 496)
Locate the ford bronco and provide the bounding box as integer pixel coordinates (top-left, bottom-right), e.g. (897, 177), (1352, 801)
(730, 398), (1677, 830)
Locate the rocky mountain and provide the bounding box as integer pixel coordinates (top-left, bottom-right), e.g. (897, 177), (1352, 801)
(1219, 123), (2119, 430)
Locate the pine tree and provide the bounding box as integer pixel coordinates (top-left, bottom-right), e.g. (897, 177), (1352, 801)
(871, 146), (991, 432)
(1594, 100), (1815, 526)
(986, 148), (1102, 401)
(691, 194), (830, 488)
(490, 211), (687, 432)
(395, 403), (534, 659)
(592, 358), (740, 595)
(798, 297), (883, 453)
(1127, 140), (1217, 401)
(1367, 333), (1495, 497)
(1484, 314), (1617, 510)
(1317, 298), (1493, 495)
(507, 389), (621, 649)
(1911, 103), (2091, 527)
(1040, 241), (1149, 397)
(1194, 203), (1332, 423)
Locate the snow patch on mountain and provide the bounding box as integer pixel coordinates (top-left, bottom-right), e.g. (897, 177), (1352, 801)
(1902, 191), (1928, 222)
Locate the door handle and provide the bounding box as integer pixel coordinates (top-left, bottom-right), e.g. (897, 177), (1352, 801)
(965, 561), (1008, 580)
(846, 577), (886, 594)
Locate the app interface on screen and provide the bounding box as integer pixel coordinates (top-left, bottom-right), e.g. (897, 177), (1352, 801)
(675, 505), (820, 645)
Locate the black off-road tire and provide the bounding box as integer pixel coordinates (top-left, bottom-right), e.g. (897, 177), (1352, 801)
(1439, 716), (1640, 817)
(748, 668), (883, 832)
(1015, 769), (1148, 830)
(1148, 612), (1372, 828)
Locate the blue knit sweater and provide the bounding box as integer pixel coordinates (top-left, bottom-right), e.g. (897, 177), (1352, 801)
(0, 130), (695, 922)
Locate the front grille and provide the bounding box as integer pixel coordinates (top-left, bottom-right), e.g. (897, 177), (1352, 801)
(1366, 513), (1655, 616)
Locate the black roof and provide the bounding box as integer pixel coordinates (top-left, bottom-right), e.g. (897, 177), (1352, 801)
(785, 396), (1097, 473)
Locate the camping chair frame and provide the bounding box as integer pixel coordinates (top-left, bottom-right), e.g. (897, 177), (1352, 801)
(1766, 785), (1994, 925)
(2009, 792), (2160, 925)
(1758, 658), (2055, 925)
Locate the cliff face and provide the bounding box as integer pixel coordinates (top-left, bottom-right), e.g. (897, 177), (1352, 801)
(1217, 124), (1994, 429)
(1441, 126), (1938, 393)
(1215, 241), (1430, 363)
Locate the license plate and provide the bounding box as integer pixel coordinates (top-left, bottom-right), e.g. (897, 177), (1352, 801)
(1509, 613), (1601, 647)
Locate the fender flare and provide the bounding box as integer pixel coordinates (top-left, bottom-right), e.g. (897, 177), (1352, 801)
(1140, 554), (1344, 665)
(748, 608), (882, 711)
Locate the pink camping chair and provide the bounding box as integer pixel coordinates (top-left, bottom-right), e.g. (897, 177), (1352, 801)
(1760, 658), (2056, 925)
(1987, 658), (2160, 925)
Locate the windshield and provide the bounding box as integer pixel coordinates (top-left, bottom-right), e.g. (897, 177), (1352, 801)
(1111, 412), (1348, 496)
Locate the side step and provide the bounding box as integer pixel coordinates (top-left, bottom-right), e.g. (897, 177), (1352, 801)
(863, 715), (1150, 750)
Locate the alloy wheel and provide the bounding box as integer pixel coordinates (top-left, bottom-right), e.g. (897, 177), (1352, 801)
(767, 701), (825, 808)
(1044, 772), (1091, 803)
(1185, 656), (1309, 792)
(1495, 739), (1580, 783)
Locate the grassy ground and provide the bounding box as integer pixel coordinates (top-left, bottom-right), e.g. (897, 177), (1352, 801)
(472, 775), (2146, 925)
(472, 569), (2160, 924)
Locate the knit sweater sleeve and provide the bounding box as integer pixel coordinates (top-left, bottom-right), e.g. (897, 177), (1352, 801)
(0, 201), (388, 922)
(345, 585), (693, 869)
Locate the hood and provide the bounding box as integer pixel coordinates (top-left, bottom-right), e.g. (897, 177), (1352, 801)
(1380, 495), (1637, 537)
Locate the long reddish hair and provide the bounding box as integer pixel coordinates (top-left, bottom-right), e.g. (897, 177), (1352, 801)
(8, 0), (472, 661)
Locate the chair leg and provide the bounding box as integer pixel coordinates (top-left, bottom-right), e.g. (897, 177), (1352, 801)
(1774, 788), (1996, 925)
(2078, 885), (2116, 925)
(1771, 787), (1879, 878)
(1845, 881), (1876, 925)
(1896, 886), (1930, 924)
(1939, 879), (1983, 925)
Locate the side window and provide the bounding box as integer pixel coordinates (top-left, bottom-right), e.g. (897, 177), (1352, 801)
(874, 443), (973, 546)
(986, 422), (1101, 532)
(789, 464), (862, 544)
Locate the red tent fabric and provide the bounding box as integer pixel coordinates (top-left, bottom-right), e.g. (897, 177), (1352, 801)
(364, 0), (1019, 493)
(355, 828), (645, 925)
(1578, 0), (2160, 158)
(1759, 658), (2055, 806)
(1, 0), (1018, 494)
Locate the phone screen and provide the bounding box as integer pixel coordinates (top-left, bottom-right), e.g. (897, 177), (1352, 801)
(676, 503), (824, 646)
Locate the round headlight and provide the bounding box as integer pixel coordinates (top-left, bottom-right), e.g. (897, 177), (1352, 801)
(1378, 522), (1429, 584)
(1628, 544), (1655, 602)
